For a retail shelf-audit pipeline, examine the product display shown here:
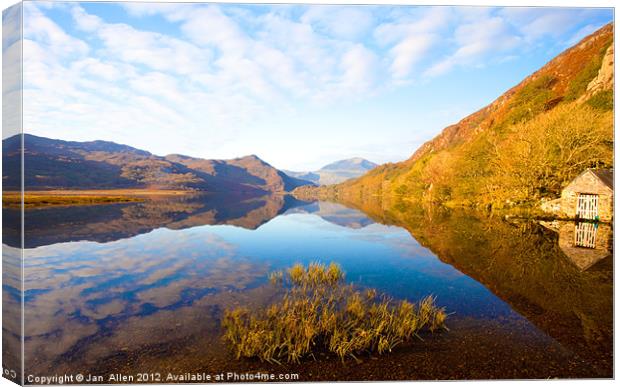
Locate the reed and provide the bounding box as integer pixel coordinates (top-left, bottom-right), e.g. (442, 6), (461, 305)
(222, 262), (447, 364)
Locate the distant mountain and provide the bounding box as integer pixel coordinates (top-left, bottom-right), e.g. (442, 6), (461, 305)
(2, 134), (314, 193)
(322, 158), (377, 171)
(285, 157), (377, 185)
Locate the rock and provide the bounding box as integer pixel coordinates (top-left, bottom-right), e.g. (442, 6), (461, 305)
(584, 44), (614, 98)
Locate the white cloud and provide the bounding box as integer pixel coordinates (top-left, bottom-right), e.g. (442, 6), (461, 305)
(373, 7), (450, 46)
(71, 58), (121, 82)
(118, 2), (383, 102)
(2, 2), (21, 50)
(128, 72), (183, 101)
(257, 12), (338, 75)
(21, 5), (229, 153)
(70, 4), (102, 32)
(2, 3), (22, 136)
(18, 2), (612, 165)
(178, 5), (250, 57)
(24, 3), (88, 58)
(520, 12), (577, 40)
(499, 8), (605, 43)
(390, 34), (437, 79)
(121, 2), (191, 20)
(424, 15), (520, 77)
(251, 42), (308, 96)
(341, 44), (378, 92)
(373, 7), (450, 80)
(70, 5), (212, 76)
(301, 6), (375, 40)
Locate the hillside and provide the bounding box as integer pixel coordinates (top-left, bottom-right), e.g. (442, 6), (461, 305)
(285, 157), (378, 185)
(2, 134), (313, 193)
(297, 23), (614, 210)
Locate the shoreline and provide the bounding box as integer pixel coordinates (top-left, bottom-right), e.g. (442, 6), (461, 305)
(2, 189), (195, 209)
(292, 189), (613, 224)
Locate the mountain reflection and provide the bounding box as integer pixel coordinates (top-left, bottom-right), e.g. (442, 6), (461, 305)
(332, 197), (612, 374)
(4, 194), (612, 377)
(285, 201), (375, 229)
(4, 193), (375, 248)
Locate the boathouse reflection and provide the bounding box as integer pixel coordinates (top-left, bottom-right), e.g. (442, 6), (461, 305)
(541, 221), (612, 271)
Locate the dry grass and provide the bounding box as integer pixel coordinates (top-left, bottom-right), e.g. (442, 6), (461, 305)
(3, 192), (143, 208)
(222, 262), (447, 364)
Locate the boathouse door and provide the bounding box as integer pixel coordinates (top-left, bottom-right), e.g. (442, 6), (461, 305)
(576, 193), (599, 220)
(574, 222), (597, 248)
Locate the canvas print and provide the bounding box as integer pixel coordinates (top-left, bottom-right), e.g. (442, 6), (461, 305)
(1, 1), (614, 384)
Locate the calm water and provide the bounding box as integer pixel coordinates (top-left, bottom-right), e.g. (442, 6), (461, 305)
(2, 194), (613, 380)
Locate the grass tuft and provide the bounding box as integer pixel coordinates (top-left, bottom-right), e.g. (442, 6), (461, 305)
(222, 262), (447, 363)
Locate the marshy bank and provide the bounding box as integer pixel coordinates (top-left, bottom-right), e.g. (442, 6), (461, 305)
(2, 189), (193, 208)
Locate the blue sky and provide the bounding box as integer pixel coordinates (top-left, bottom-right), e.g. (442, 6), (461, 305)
(14, 2), (613, 170)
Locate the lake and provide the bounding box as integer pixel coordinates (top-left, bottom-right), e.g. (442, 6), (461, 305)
(2, 193), (613, 381)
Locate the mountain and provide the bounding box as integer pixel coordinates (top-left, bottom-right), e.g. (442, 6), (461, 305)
(165, 153), (312, 193)
(296, 23), (614, 210)
(2, 134), (314, 193)
(285, 157), (378, 185)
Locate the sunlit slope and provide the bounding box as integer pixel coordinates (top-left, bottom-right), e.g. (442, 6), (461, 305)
(299, 23), (613, 209)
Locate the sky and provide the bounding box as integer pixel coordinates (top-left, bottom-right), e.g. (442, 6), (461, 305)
(4, 2), (614, 170)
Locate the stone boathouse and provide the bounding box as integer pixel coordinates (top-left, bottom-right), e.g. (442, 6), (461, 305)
(559, 169), (613, 222)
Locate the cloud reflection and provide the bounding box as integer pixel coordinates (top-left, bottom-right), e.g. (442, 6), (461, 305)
(23, 228), (269, 375)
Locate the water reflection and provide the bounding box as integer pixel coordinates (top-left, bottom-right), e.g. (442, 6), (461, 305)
(285, 201), (375, 229)
(2, 245), (22, 381)
(3, 194), (381, 249)
(541, 220), (612, 271)
(22, 229), (271, 374)
(7, 194), (613, 378)
(336, 198), (612, 375)
(575, 222), (598, 248)
(15, 197), (500, 376)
